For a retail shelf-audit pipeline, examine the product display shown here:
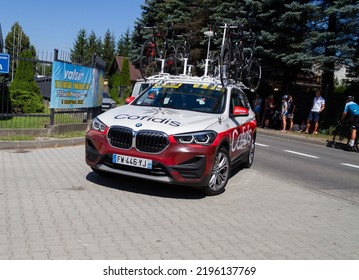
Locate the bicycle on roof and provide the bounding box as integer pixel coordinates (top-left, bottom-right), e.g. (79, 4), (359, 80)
(175, 31), (193, 75)
(219, 24), (261, 91)
(200, 29), (220, 77)
(139, 25), (177, 80)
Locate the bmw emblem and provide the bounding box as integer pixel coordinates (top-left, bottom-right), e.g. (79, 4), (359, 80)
(135, 123), (142, 127)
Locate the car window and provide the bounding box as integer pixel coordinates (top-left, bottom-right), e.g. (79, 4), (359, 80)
(230, 89), (244, 110)
(103, 92), (110, 98)
(239, 91), (250, 109)
(133, 83), (225, 113)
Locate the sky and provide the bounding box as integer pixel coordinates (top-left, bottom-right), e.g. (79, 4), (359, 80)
(0, 0), (144, 56)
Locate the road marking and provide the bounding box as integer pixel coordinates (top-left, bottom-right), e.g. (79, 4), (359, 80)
(340, 163), (359, 169)
(256, 143), (269, 147)
(283, 150), (319, 159)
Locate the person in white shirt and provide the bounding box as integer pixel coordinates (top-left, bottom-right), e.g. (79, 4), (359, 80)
(304, 90), (325, 134)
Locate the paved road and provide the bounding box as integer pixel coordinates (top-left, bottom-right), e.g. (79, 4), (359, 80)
(1, 141), (359, 260)
(255, 132), (359, 203)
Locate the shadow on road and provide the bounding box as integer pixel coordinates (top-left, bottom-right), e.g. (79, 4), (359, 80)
(86, 171), (206, 200)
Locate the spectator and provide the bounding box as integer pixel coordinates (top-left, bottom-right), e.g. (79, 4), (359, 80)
(304, 90), (325, 134)
(281, 95), (288, 132)
(252, 93), (262, 124)
(286, 95), (296, 130)
(261, 95), (276, 128)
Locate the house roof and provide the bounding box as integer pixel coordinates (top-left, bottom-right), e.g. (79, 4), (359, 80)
(113, 56), (142, 82)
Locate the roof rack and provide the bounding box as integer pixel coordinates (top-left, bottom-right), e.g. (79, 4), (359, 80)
(146, 73), (250, 91)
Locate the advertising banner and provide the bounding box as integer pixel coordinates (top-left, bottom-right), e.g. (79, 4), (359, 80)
(50, 61), (104, 108)
(0, 53), (10, 74)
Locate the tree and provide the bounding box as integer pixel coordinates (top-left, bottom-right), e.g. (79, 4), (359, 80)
(117, 29), (131, 56)
(5, 22), (33, 58)
(85, 31), (103, 66)
(118, 57), (131, 104)
(304, 0), (359, 95)
(70, 29), (87, 64)
(108, 72), (120, 103)
(9, 49), (44, 113)
(102, 29), (116, 74)
(130, 0), (209, 74)
(5, 22), (36, 77)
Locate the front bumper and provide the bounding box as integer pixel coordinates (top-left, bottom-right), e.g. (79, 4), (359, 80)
(85, 130), (217, 187)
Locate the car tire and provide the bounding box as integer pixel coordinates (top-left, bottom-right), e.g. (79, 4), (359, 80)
(203, 146), (231, 196)
(242, 136), (255, 168)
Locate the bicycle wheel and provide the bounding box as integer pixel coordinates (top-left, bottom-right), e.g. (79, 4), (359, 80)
(243, 58), (261, 92)
(175, 42), (189, 75)
(139, 39), (161, 79)
(219, 43), (231, 87)
(208, 50), (219, 77)
(164, 44), (177, 75)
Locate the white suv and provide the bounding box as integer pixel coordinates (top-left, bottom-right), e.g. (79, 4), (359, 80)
(86, 75), (257, 195)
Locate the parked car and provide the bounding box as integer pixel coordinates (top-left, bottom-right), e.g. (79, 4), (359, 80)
(101, 92), (116, 112)
(131, 80), (151, 98)
(86, 75), (257, 195)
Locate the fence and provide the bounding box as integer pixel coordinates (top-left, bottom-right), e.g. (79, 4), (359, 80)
(0, 49), (105, 132)
(0, 108), (101, 129)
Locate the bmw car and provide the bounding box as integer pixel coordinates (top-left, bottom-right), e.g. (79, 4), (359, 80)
(86, 75), (257, 195)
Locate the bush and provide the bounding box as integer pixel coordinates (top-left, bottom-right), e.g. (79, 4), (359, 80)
(10, 80), (44, 113)
(9, 49), (45, 113)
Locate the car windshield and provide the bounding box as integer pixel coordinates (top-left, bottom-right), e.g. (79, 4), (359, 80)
(133, 82), (226, 113)
(103, 92), (110, 98)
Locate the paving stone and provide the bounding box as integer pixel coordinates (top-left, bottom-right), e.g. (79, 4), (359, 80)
(0, 145), (358, 260)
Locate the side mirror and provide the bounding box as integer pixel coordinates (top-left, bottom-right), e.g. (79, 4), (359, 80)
(125, 96), (136, 104)
(232, 106), (249, 116)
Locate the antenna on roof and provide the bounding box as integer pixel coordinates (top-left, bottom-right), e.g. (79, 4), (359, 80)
(204, 30), (214, 77)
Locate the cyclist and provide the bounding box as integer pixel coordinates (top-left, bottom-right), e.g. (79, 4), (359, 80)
(340, 96), (359, 151)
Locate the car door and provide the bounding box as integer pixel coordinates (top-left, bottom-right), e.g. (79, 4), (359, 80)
(228, 88), (252, 160)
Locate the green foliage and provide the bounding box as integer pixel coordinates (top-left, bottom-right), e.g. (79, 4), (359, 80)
(4, 22), (36, 76)
(119, 57), (131, 87)
(10, 81), (44, 113)
(4, 22), (32, 58)
(70, 29), (87, 64)
(117, 29), (131, 56)
(85, 31), (103, 65)
(108, 72), (121, 103)
(102, 29), (116, 74)
(9, 50), (44, 114)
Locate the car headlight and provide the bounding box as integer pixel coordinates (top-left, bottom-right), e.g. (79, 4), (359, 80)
(91, 117), (108, 132)
(174, 131), (217, 145)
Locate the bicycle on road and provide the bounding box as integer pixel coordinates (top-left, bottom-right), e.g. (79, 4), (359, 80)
(332, 119), (358, 151)
(219, 24), (261, 91)
(139, 25), (177, 80)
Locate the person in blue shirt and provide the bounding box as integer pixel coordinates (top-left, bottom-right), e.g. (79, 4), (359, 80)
(340, 96), (359, 150)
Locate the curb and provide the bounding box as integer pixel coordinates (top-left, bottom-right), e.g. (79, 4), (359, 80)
(257, 128), (332, 146)
(0, 137), (85, 150)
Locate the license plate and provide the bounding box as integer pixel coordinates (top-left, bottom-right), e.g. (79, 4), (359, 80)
(112, 154), (152, 169)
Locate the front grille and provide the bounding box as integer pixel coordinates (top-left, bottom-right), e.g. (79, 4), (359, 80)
(108, 127), (133, 149)
(107, 127), (169, 153)
(136, 131), (169, 153)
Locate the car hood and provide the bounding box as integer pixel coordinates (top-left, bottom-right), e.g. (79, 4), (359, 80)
(102, 97), (115, 104)
(98, 105), (223, 134)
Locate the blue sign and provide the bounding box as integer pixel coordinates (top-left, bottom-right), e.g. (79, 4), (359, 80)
(0, 53), (10, 74)
(50, 61), (104, 109)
